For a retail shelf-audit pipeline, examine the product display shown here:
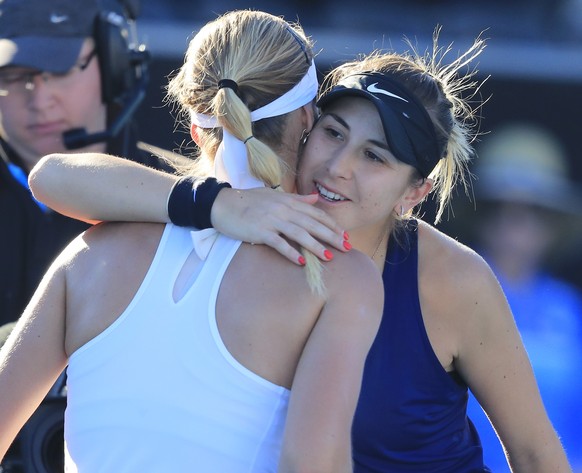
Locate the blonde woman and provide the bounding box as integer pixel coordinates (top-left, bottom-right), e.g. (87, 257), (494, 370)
(0, 11), (383, 472)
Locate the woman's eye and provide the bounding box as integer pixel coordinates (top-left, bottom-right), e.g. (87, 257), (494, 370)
(365, 150), (384, 163)
(324, 127), (343, 139)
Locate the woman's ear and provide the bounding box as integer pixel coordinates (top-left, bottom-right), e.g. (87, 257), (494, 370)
(399, 178), (434, 214)
(301, 101), (318, 132)
(190, 124), (201, 146)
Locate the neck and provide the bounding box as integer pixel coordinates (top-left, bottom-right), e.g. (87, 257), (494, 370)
(281, 172), (297, 193)
(370, 232), (390, 272)
(350, 222), (393, 272)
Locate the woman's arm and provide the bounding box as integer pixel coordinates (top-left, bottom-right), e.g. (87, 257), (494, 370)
(452, 253), (572, 473)
(29, 153), (175, 224)
(0, 257), (69, 459)
(29, 153), (348, 263)
(279, 251), (383, 472)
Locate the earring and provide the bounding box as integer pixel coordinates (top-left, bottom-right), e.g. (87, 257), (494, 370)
(400, 205), (404, 217)
(300, 129), (310, 146)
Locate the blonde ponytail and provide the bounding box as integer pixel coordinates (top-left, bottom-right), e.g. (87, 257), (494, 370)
(167, 10), (326, 295)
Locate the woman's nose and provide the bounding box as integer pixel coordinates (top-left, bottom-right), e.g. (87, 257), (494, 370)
(326, 146), (354, 180)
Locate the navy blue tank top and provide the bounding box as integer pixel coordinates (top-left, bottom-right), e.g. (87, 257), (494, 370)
(352, 220), (490, 472)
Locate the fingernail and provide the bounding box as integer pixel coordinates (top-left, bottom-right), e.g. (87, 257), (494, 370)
(298, 255), (306, 266)
(310, 190), (318, 195)
(324, 249), (334, 261)
(343, 231), (350, 241)
(343, 241), (352, 251)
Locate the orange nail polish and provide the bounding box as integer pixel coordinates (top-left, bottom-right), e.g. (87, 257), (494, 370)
(298, 255), (306, 265)
(343, 241), (352, 251)
(324, 249), (333, 261)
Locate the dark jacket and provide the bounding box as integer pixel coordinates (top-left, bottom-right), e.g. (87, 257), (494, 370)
(0, 132), (175, 327)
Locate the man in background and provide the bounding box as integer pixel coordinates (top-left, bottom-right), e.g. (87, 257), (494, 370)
(0, 0), (173, 329)
(465, 122), (582, 471)
(0, 1), (174, 470)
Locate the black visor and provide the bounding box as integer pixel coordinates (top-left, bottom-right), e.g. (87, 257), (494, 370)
(317, 72), (442, 177)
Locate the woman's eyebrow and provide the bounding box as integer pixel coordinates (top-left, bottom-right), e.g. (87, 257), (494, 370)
(325, 112), (390, 151)
(369, 140), (391, 152)
(323, 112), (350, 130)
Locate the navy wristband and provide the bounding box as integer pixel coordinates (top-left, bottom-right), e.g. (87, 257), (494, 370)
(168, 176), (198, 227)
(192, 177), (232, 229)
(167, 176), (232, 229)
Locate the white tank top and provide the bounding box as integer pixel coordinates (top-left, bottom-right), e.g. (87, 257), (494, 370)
(64, 224), (290, 472)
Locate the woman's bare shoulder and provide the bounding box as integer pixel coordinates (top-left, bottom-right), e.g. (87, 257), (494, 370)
(322, 247), (385, 321)
(417, 220), (505, 320)
(417, 220), (494, 286)
(66, 221), (166, 288)
(63, 222), (167, 354)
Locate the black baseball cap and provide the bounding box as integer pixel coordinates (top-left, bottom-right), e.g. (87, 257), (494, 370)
(0, 0), (101, 73)
(317, 72), (443, 177)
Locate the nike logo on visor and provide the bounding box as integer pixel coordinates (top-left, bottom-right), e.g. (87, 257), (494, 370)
(367, 83), (408, 102)
(50, 13), (69, 23)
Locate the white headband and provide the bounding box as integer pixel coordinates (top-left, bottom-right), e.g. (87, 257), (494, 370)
(190, 61), (318, 189)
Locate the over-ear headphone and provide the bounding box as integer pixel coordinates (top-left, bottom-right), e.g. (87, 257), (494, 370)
(93, 0), (149, 105)
(64, 0), (150, 149)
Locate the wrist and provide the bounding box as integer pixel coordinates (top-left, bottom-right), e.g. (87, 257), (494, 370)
(167, 176), (232, 229)
(209, 186), (232, 230)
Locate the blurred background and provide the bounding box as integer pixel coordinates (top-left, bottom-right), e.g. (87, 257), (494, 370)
(132, 3), (582, 470)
